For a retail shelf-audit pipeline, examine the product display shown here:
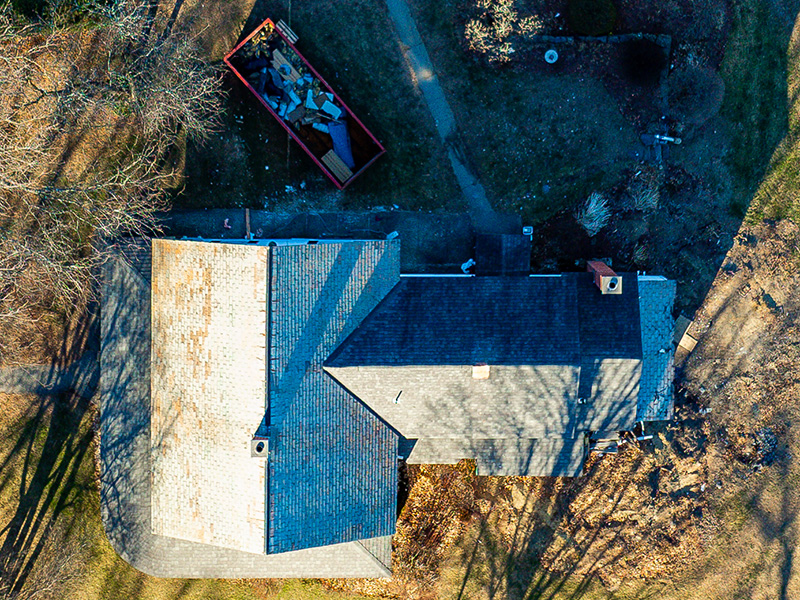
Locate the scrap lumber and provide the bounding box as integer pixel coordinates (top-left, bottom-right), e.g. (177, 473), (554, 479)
(321, 150), (353, 183)
(271, 49), (302, 83)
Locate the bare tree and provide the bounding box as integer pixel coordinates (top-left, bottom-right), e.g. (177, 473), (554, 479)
(0, 0), (223, 362)
(0, 526), (87, 600)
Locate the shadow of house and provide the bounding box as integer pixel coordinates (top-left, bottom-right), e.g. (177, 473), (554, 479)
(99, 235), (675, 577)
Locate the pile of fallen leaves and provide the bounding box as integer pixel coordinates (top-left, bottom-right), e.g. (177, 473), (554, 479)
(540, 426), (715, 589)
(326, 425), (717, 598)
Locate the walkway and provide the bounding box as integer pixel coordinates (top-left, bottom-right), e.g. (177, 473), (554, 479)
(0, 354), (98, 399)
(383, 0), (505, 233)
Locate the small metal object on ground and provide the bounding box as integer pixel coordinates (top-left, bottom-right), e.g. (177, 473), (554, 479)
(545, 49), (559, 64)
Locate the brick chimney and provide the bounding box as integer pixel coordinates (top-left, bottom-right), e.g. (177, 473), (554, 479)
(587, 261), (622, 295)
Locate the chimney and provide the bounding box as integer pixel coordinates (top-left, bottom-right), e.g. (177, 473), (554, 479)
(587, 261), (622, 295)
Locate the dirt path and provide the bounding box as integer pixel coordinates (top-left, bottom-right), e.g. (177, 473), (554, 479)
(0, 355), (98, 399)
(382, 0), (505, 233)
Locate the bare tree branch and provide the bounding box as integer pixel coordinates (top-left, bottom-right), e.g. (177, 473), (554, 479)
(0, 0), (224, 363)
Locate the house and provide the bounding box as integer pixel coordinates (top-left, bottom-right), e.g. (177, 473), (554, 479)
(99, 236), (675, 578)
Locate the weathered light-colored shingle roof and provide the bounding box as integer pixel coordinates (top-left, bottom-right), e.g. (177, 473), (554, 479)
(147, 240), (402, 556)
(150, 240), (269, 554)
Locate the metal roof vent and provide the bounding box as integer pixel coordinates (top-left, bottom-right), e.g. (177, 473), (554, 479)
(251, 437), (269, 458)
(587, 260), (623, 295)
(472, 364), (490, 379)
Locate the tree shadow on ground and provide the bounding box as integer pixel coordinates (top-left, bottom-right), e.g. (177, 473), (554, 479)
(0, 391), (93, 597)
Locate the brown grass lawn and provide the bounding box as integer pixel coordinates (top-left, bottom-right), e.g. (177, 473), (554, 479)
(5, 0), (800, 598)
(0, 392), (382, 600)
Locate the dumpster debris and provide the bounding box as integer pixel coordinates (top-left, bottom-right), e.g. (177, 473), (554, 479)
(236, 22), (353, 167)
(225, 18), (385, 188)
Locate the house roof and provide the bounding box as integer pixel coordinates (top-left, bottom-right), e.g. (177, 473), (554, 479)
(150, 241), (269, 554)
(404, 436), (586, 477)
(100, 236), (675, 575)
(325, 274), (643, 442)
(637, 277), (677, 421)
(326, 276), (582, 366)
(267, 242), (400, 553)
(146, 239), (401, 557)
(100, 240), (394, 577)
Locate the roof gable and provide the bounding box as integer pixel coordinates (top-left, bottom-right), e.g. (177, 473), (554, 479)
(267, 241), (401, 553)
(326, 273), (644, 442)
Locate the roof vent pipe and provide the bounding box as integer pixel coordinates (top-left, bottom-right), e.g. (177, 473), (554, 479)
(472, 364), (490, 379)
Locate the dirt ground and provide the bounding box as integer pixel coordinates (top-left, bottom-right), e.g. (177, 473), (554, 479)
(677, 220), (800, 599)
(167, 0), (462, 213)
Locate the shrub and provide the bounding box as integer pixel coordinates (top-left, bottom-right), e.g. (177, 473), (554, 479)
(575, 192), (611, 236)
(567, 0), (617, 36)
(628, 180), (660, 212)
(667, 65), (726, 126)
(464, 0), (518, 63)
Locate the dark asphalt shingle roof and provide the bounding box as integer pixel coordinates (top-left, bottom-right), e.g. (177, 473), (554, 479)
(116, 238), (152, 284)
(475, 234), (531, 276)
(326, 274), (644, 439)
(568, 272), (642, 359)
(267, 242), (401, 554)
(327, 276), (581, 367)
(637, 277), (677, 421)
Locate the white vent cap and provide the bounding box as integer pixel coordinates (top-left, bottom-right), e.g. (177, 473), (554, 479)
(472, 364), (490, 379)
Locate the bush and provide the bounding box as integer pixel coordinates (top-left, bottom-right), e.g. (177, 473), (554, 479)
(628, 176), (660, 212)
(567, 0), (618, 36)
(667, 65), (726, 126)
(464, 0), (518, 63)
(575, 192), (611, 237)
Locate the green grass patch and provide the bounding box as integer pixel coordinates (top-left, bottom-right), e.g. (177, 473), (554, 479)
(719, 0), (790, 222)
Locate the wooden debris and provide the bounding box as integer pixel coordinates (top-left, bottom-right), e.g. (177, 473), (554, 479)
(271, 49), (301, 83)
(321, 150), (353, 183)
